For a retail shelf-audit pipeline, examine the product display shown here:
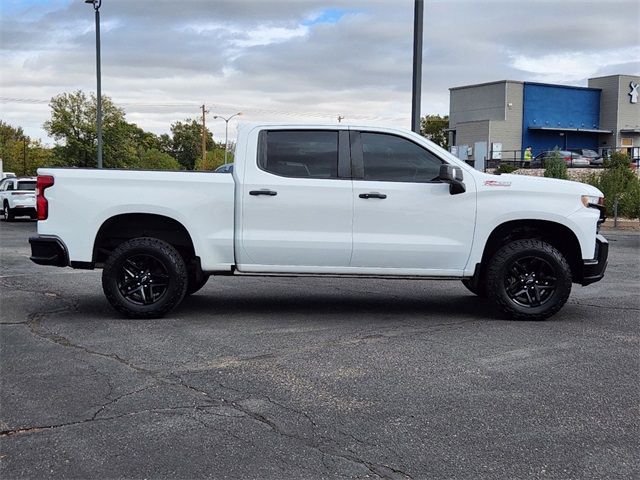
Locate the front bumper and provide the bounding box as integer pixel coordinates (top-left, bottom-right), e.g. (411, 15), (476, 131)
(581, 234), (608, 286)
(29, 236), (69, 267)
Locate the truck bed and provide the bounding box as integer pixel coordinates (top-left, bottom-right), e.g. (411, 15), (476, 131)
(37, 168), (236, 271)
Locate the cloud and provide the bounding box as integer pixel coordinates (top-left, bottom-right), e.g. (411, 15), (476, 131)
(510, 47), (640, 83)
(1, 0), (639, 144)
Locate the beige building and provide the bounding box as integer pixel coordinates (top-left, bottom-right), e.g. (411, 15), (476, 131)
(449, 74), (640, 167)
(588, 74), (640, 154)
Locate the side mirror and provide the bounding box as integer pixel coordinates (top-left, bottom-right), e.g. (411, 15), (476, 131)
(439, 164), (466, 195)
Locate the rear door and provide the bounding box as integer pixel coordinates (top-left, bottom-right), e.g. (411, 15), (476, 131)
(350, 130), (476, 274)
(238, 128), (353, 271)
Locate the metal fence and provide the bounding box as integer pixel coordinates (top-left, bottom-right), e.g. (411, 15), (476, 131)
(456, 146), (640, 171)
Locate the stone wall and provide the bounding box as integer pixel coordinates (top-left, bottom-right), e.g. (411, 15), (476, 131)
(486, 168), (639, 182)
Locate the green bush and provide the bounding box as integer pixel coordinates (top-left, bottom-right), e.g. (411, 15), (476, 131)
(583, 152), (640, 219)
(604, 151), (631, 169)
(496, 163), (517, 174)
(618, 175), (640, 219)
(543, 151), (568, 179)
(136, 148), (181, 170)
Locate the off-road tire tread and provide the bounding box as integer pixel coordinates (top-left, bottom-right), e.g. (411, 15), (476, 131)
(486, 239), (572, 321)
(102, 237), (187, 319)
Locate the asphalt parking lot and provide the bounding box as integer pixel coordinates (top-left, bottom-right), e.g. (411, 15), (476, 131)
(1, 220), (638, 479)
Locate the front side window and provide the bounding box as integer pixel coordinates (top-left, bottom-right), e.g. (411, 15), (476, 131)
(361, 132), (443, 182)
(261, 130), (338, 179)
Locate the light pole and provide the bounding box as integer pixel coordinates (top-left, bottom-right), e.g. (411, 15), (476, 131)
(85, 0), (103, 168)
(213, 113), (242, 164)
(411, 0), (424, 134)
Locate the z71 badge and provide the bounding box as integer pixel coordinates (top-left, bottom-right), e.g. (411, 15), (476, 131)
(484, 180), (512, 187)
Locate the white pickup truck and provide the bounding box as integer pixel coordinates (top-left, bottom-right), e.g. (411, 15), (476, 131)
(29, 124), (608, 320)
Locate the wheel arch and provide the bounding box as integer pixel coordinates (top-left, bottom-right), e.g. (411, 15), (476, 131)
(93, 213), (197, 266)
(477, 219), (583, 283)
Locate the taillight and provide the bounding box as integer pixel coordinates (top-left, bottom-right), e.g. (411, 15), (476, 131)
(36, 175), (54, 220)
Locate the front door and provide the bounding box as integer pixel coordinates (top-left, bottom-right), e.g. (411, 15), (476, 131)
(238, 129), (353, 271)
(350, 130), (476, 275)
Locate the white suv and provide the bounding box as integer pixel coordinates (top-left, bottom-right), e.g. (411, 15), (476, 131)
(0, 177), (37, 221)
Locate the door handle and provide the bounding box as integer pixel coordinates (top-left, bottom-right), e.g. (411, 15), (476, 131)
(249, 189), (278, 196)
(359, 192), (387, 199)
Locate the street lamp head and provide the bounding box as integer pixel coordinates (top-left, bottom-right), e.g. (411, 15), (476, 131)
(85, 0), (101, 10)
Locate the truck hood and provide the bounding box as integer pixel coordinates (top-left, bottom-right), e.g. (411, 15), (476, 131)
(480, 172), (603, 197)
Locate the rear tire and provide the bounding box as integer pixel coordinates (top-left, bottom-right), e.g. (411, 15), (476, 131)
(102, 237), (188, 319)
(2, 202), (15, 222)
(486, 239), (572, 321)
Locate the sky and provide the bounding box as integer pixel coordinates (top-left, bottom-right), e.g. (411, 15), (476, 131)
(1, 0), (639, 145)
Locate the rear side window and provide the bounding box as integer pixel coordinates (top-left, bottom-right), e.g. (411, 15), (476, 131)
(17, 181), (36, 191)
(261, 130), (338, 179)
(360, 132), (443, 182)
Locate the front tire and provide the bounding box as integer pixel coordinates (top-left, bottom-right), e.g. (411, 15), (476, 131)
(102, 237), (188, 318)
(486, 239), (572, 320)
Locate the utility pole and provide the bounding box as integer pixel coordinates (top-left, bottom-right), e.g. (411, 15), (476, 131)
(201, 104), (209, 168)
(337, 115), (345, 123)
(411, 0), (424, 134)
(23, 137), (27, 176)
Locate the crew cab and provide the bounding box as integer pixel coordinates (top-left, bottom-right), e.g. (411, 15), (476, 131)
(29, 124), (608, 320)
(1, 176), (37, 221)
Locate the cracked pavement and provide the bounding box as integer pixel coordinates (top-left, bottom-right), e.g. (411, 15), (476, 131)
(1, 220), (639, 479)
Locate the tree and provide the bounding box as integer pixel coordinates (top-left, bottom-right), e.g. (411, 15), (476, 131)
(136, 148), (180, 170)
(420, 114), (449, 149)
(169, 119), (213, 170)
(42, 91), (181, 170)
(0, 121), (53, 176)
(195, 148), (232, 171)
(0, 121), (25, 174)
(44, 91), (134, 168)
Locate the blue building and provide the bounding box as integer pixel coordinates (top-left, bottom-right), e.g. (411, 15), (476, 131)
(449, 74), (640, 165)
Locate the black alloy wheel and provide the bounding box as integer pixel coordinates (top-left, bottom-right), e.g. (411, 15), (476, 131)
(102, 237), (188, 318)
(486, 239), (572, 320)
(504, 256), (557, 308)
(117, 254), (170, 305)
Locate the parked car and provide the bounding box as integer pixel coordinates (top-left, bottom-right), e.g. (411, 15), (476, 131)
(214, 163), (233, 173)
(568, 148), (603, 166)
(532, 150), (591, 168)
(0, 176), (37, 221)
(29, 124), (607, 321)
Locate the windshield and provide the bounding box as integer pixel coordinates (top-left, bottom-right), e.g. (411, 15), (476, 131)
(17, 181), (36, 191)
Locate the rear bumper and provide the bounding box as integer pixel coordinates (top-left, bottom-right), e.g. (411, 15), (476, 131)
(581, 234), (608, 286)
(29, 235), (69, 267)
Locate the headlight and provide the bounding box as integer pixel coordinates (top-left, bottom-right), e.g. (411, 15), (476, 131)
(581, 195), (604, 208)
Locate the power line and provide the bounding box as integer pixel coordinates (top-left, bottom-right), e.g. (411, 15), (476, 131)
(0, 96), (409, 123)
